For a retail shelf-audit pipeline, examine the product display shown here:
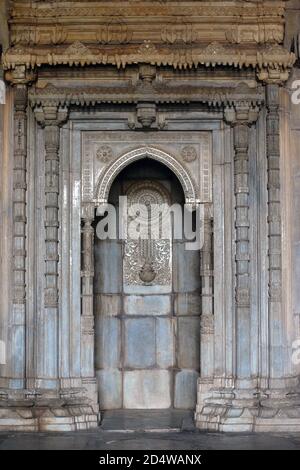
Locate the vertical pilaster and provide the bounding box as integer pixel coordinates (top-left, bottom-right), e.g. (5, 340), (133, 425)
(266, 84), (285, 381)
(34, 105), (68, 386)
(10, 82), (28, 388)
(81, 203), (97, 402)
(225, 104), (259, 386)
(200, 204), (214, 378)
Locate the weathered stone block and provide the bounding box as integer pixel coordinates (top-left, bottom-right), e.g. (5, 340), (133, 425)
(156, 318), (175, 368)
(124, 370), (171, 409)
(173, 243), (200, 293)
(94, 240), (122, 294)
(177, 317), (200, 369)
(124, 295), (171, 316)
(124, 318), (155, 368)
(95, 317), (120, 369)
(94, 294), (122, 316)
(97, 369), (122, 410)
(174, 370), (199, 409)
(174, 293), (201, 316)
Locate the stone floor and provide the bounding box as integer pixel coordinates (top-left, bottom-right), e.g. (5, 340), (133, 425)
(1, 429), (300, 450)
(0, 411), (300, 450)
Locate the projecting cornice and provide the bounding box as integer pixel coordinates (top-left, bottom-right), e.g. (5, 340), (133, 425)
(27, 82), (265, 109)
(2, 1), (296, 84)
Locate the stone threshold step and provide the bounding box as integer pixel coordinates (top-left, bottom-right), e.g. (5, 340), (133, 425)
(100, 409), (195, 432)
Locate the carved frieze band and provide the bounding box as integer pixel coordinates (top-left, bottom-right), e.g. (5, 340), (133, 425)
(4, 43), (294, 83)
(10, 2), (286, 20)
(9, 1), (286, 50)
(27, 82), (265, 110)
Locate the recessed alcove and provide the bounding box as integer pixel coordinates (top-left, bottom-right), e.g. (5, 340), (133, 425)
(94, 159), (201, 410)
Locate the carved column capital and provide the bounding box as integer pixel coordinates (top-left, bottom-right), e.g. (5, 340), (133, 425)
(224, 102), (259, 127)
(33, 104), (69, 128)
(5, 65), (36, 87)
(257, 67), (292, 85)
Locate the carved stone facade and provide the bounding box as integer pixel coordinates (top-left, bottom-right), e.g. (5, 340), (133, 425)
(0, 0), (300, 432)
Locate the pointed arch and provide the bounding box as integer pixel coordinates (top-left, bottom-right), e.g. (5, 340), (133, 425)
(95, 146), (197, 204)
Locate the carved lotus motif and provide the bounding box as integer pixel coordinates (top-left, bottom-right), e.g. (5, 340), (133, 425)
(204, 41), (227, 56)
(97, 21), (132, 45)
(64, 41), (90, 56)
(138, 40), (157, 55)
(139, 261), (156, 283)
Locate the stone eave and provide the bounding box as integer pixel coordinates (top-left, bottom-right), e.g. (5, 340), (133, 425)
(2, 42), (295, 71)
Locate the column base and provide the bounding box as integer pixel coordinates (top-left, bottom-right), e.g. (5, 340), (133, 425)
(0, 387), (100, 431)
(195, 380), (300, 432)
(0, 404), (99, 432)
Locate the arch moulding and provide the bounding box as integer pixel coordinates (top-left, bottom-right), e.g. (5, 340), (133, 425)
(95, 146), (198, 205)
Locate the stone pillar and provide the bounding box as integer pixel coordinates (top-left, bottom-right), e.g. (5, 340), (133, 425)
(229, 104), (258, 385)
(195, 103), (259, 431)
(196, 204), (214, 407)
(7, 66), (35, 389)
(266, 84), (286, 382)
(81, 203), (97, 402)
(10, 83), (27, 389)
(34, 105), (68, 387)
